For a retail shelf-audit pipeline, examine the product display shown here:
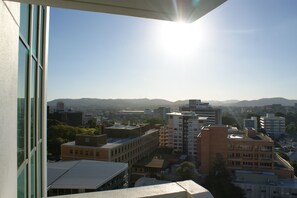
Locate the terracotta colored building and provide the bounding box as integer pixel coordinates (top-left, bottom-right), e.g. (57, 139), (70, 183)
(197, 126), (294, 179)
(61, 126), (159, 167)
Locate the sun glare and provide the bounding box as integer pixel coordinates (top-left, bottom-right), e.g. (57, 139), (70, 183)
(157, 21), (207, 57)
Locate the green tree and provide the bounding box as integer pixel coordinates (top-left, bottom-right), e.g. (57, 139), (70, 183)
(222, 112), (239, 128)
(275, 112), (285, 117)
(86, 119), (97, 128)
(286, 123), (297, 133)
(176, 161), (198, 181)
(146, 118), (164, 125)
(47, 121), (96, 159)
(202, 157), (245, 198)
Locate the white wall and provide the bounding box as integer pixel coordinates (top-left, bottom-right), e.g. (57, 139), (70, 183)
(0, 1), (20, 197)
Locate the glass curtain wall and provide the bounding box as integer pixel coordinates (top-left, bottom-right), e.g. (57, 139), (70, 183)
(17, 3), (46, 198)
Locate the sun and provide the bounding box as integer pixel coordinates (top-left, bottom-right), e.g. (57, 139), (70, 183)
(157, 21), (207, 57)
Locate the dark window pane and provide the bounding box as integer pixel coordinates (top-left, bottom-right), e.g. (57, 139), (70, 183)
(37, 143), (42, 197)
(38, 67), (43, 140)
(17, 167), (27, 198)
(31, 60), (37, 150)
(20, 4), (30, 44)
(17, 41), (28, 167)
(32, 5), (39, 57)
(31, 152), (36, 198)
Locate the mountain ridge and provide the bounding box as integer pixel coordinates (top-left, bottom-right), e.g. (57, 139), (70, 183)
(47, 97), (297, 111)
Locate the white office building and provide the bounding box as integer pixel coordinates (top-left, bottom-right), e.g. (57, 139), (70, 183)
(244, 116), (258, 131)
(260, 113), (286, 137)
(180, 99), (222, 125)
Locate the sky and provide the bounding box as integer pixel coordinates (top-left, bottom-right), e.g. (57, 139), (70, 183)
(48, 0), (297, 102)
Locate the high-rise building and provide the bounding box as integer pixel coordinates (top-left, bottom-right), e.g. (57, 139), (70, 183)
(1, 0), (226, 197)
(260, 113), (285, 137)
(167, 112), (207, 158)
(197, 126), (294, 179)
(180, 99), (222, 125)
(244, 116), (258, 131)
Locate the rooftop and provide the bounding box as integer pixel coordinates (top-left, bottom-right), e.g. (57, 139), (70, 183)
(106, 124), (140, 130)
(48, 160), (128, 190)
(63, 129), (158, 149)
(228, 133), (273, 142)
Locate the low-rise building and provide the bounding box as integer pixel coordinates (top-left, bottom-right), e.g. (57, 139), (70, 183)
(61, 125), (159, 167)
(197, 126), (294, 179)
(234, 170), (297, 198)
(47, 160), (128, 196)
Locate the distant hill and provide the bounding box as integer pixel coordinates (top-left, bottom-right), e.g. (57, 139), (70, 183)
(232, 97), (297, 107)
(47, 98), (188, 111)
(47, 97), (297, 111)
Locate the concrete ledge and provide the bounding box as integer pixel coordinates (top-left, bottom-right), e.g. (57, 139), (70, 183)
(52, 180), (213, 198)
(6, 0), (226, 23)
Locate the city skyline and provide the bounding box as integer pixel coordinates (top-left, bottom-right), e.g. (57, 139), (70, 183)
(48, 0), (297, 102)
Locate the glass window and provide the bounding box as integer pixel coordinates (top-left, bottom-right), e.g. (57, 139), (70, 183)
(31, 59), (37, 150)
(32, 5), (39, 57)
(31, 152), (36, 198)
(37, 143), (42, 198)
(17, 167), (27, 198)
(20, 4), (30, 44)
(39, 8), (44, 64)
(18, 4), (46, 198)
(38, 67), (43, 140)
(17, 41), (28, 168)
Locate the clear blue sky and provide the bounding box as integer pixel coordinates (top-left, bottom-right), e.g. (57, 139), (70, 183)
(48, 0), (297, 102)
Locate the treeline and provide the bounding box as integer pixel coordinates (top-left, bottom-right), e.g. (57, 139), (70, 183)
(47, 119), (99, 160)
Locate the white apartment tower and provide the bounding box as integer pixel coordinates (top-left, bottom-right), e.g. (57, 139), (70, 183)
(167, 112), (203, 158)
(244, 116), (258, 131)
(260, 113), (285, 137)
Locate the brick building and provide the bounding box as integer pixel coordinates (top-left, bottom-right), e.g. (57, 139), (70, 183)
(197, 126), (294, 179)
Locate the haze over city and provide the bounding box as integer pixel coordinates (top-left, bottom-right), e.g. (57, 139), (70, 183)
(48, 0), (297, 101)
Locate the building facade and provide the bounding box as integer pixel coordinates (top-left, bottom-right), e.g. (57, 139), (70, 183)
(260, 113), (286, 137)
(234, 170), (297, 198)
(167, 112), (205, 158)
(0, 2), (49, 197)
(197, 126), (294, 179)
(159, 126), (169, 147)
(61, 128), (159, 167)
(244, 116), (258, 131)
(180, 99), (222, 125)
